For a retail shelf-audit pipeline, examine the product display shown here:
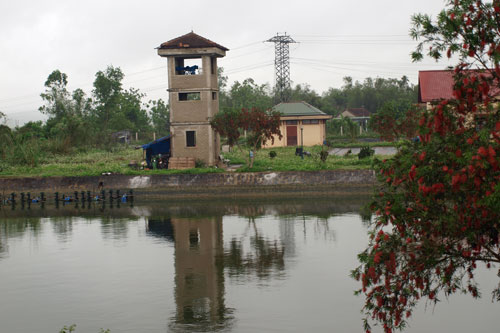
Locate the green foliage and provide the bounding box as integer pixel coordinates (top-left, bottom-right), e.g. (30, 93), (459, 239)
(319, 150), (328, 162)
(148, 99), (170, 136)
(339, 116), (359, 141)
(369, 102), (423, 141)
(211, 108), (282, 168)
(357, 146), (374, 159)
(218, 75), (417, 119)
(58, 324), (110, 333)
(269, 150), (277, 159)
(59, 324), (76, 333)
(195, 159), (206, 168)
(222, 79), (273, 112)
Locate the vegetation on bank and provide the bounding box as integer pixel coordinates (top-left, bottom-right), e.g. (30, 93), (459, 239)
(0, 143), (394, 177)
(224, 145), (381, 172)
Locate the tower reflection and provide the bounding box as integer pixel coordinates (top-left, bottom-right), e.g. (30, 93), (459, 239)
(147, 217), (232, 332)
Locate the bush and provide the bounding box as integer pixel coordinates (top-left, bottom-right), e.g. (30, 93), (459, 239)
(358, 146), (374, 159)
(269, 150), (277, 159)
(319, 150), (328, 162)
(195, 159), (206, 168)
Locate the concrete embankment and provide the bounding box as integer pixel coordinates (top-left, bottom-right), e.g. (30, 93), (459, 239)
(0, 170), (377, 198)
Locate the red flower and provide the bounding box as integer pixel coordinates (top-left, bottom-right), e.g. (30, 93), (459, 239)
(374, 251), (383, 264)
(478, 146), (488, 157)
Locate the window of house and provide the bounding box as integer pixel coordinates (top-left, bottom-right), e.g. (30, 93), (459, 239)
(212, 92), (217, 100)
(186, 131), (196, 147)
(302, 119), (319, 124)
(286, 120), (298, 125)
(179, 92), (201, 101)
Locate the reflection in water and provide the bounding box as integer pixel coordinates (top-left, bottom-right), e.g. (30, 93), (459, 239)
(0, 218), (42, 259)
(223, 218), (286, 281)
(0, 196), (371, 331)
(100, 217), (131, 240)
(166, 217), (233, 332)
(51, 218), (73, 243)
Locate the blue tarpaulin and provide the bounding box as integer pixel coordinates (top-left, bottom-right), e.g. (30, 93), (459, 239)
(141, 135), (171, 167)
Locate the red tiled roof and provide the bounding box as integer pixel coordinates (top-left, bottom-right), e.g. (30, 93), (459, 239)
(158, 31), (229, 51)
(418, 69), (500, 103)
(418, 70), (455, 103)
(345, 108), (371, 117)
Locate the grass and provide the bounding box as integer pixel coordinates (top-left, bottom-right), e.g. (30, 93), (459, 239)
(0, 143), (392, 178)
(327, 141), (400, 148)
(0, 146), (224, 177)
(223, 145), (381, 172)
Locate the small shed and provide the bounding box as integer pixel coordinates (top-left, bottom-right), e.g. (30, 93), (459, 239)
(141, 135), (171, 168)
(337, 108), (371, 128)
(264, 101), (332, 147)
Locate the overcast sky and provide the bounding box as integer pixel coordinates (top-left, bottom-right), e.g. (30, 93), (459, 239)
(0, 0), (455, 126)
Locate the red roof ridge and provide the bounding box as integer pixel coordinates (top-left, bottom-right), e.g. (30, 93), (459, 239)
(158, 31), (229, 51)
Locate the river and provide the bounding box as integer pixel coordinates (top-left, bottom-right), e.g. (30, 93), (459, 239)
(0, 196), (498, 332)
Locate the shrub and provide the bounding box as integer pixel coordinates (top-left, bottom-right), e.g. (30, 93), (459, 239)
(195, 159), (206, 168)
(269, 150), (277, 159)
(319, 150), (328, 162)
(358, 146), (374, 159)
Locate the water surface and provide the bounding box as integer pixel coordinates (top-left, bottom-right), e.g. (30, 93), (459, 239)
(0, 197), (498, 332)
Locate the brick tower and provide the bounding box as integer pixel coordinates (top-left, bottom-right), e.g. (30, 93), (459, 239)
(157, 32), (228, 167)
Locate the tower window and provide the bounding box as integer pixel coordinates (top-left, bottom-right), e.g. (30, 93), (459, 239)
(175, 57), (202, 75)
(179, 92), (201, 101)
(212, 92), (217, 100)
(211, 57), (216, 75)
(186, 131), (196, 147)
(189, 229), (199, 248)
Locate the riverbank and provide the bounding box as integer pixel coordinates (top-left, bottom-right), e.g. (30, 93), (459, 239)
(0, 169), (377, 198)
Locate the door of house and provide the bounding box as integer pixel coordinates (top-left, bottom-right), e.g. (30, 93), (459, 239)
(286, 126), (298, 146)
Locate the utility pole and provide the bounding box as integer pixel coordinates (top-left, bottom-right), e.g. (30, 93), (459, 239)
(266, 33), (296, 104)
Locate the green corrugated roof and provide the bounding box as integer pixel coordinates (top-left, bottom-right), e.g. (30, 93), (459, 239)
(272, 101), (327, 116)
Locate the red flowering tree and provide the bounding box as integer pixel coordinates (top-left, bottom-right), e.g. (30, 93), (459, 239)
(210, 108), (282, 168)
(352, 1), (500, 332)
(370, 102), (423, 142)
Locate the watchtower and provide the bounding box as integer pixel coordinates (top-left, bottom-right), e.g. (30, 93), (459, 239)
(157, 32), (228, 167)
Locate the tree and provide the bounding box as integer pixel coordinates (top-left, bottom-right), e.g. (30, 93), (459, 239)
(148, 98), (170, 136)
(39, 70), (89, 147)
(221, 79), (273, 112)
(39, 70), (71, 120)
(352, 1), (500, 332)
(210, 108), (282, 168)
(91, 65), (124, 132)
(369, 101), (422, 141)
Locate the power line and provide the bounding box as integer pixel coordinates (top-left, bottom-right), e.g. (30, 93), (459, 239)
(291, 61), (418, 79)
(293, 34), (409, 38)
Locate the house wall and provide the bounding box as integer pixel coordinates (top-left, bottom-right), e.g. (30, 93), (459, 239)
(263, 119), (327, 148)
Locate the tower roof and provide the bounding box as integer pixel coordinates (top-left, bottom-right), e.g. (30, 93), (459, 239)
(158, 32), (229, 51)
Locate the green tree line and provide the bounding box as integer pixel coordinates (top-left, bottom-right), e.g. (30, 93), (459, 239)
(0, 66), (169, 167)
(218, 69), (418, 117)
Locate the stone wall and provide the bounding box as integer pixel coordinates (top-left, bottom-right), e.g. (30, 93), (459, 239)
(0, 170), (377, 197)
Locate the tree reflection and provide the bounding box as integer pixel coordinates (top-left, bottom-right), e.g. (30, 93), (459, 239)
(222, 218), (285, 281)
(0, 217), (42, 260)
(51, 218), (74, 242)
(100, 217), (131, 240)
